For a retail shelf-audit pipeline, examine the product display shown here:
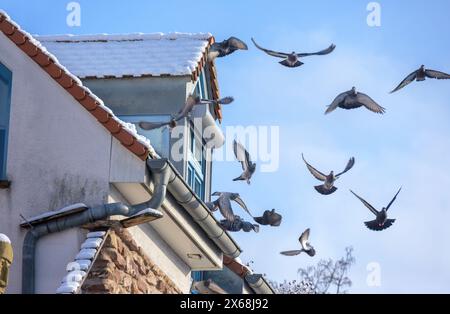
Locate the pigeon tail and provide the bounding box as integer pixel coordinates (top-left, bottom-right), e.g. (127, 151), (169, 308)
(364, 219), (396, 231)
(279, 59), (303, 68)
(314, 185), (338, 195)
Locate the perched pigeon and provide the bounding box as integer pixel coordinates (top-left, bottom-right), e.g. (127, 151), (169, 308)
(350, 187), (402, 231)
(391, 65), (450, 93)
(280, 228), (316, 257)
(253, 209), (282, 227)
(206, 192), (253, 222)
(302, 154), (355, 195)
(208, 37), (248, 61)
(232, 140), (256, 184)
(252, 38), (335, 68)
(220, 215), (259, 233)
(325, 87), (385, 115)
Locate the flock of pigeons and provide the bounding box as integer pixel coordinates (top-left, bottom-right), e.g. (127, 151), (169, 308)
(140, 35), (450, 258)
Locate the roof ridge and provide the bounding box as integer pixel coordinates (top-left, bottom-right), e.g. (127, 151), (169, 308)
(36, 32), (214, 43)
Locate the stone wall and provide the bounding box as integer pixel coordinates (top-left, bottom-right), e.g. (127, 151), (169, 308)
(81, 227), (181, 294)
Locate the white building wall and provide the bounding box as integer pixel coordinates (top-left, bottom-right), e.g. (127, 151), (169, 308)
(0, 32), (144, 293)
(0, 29), (218, 294)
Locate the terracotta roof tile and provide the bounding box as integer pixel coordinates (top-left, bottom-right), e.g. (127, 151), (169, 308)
(223, 255), (251, 278)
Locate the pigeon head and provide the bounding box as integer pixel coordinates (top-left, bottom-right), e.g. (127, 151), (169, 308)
(211, 191), (221, 197)
(169, 119), (177, 129)
(420, 65), (425, 69)
(351, 86), (357, 95)
(307, 247), (316, 257)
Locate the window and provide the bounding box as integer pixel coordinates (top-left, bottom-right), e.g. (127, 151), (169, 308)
(190, 271), (204, 294)
(186, 70), (210, 200)
(187, 126), (206, 200)
(0, 63), (12, 180)
(118, 115), (171, 158)
(194, 70), (208, 99)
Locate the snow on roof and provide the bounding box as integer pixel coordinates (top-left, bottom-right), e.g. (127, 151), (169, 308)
(35, 32), (213, 78)
(56, 231), (107, 294)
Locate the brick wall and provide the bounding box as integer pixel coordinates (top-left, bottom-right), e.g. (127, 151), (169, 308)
(81, 227), (181, 294)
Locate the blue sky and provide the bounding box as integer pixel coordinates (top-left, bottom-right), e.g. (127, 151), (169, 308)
(2, 0), (450, 293)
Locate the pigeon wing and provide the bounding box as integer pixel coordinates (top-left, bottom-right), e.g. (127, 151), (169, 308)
(297, 44), (336, 57)
(217, 96), (234, 105)
(251, 38), (289, 58)
(174, 95), (197, 121)
(350, 190), (379, 216)
(302, 154), (327, 181)
(336, 157), (355, 177)
(325, 90), (350, 114)
(425, 69), (450, 80)
(280, 250), (302, 256)
(356, 92), (386, 114)
(234, 140), (249, 171)
(227, 37), (248, 50)
(231, 195), (253, 218)
(218, 201), (235, 222)
(390, 70), (418, 93)
(386, 187), (402, 212)
(138, 121), (169, 130)
(299, 228), (311, 250)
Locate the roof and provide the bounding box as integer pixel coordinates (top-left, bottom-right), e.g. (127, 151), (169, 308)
(36, 33), (212, 78)
(223, 255), (275, 294)
(35, 33), (223, 121)
(0, 11), (156, 160)
(223, 255), (251, 278)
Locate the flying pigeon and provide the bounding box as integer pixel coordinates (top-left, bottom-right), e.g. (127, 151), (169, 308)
(350, 187), (402, 231)
(138, 119), (177, 131)
(232, 140), (256, 184)
(253, 209), (282, 227)
(208, 37), (248, 61)
(280, 228), (316, 257)
(220, 215), (259, 233)
(302, 154), (355, 195)
(251, 38), (335, 68)
(325, 87), (385, 115)
(390, 65), (450, 93)
(174, 95), (234, 122)
(206, 192), (253, 222)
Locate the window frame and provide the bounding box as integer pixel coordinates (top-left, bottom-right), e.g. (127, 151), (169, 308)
(0, 62), (12, 180)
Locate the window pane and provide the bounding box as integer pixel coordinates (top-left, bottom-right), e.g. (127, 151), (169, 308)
(195, 137), (203, 164)
(194, 176), (203, 199)
(0, 63), (12, 179)
(119, 115), (170, 158)
(188, 166), (194, 187)
(0, 129), (5, 178)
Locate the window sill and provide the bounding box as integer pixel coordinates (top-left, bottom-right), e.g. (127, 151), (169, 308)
(0, 180), (11, 189)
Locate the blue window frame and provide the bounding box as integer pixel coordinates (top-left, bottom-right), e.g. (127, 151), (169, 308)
(0, 62), (12, 180)
(187, 126), (206, 200)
